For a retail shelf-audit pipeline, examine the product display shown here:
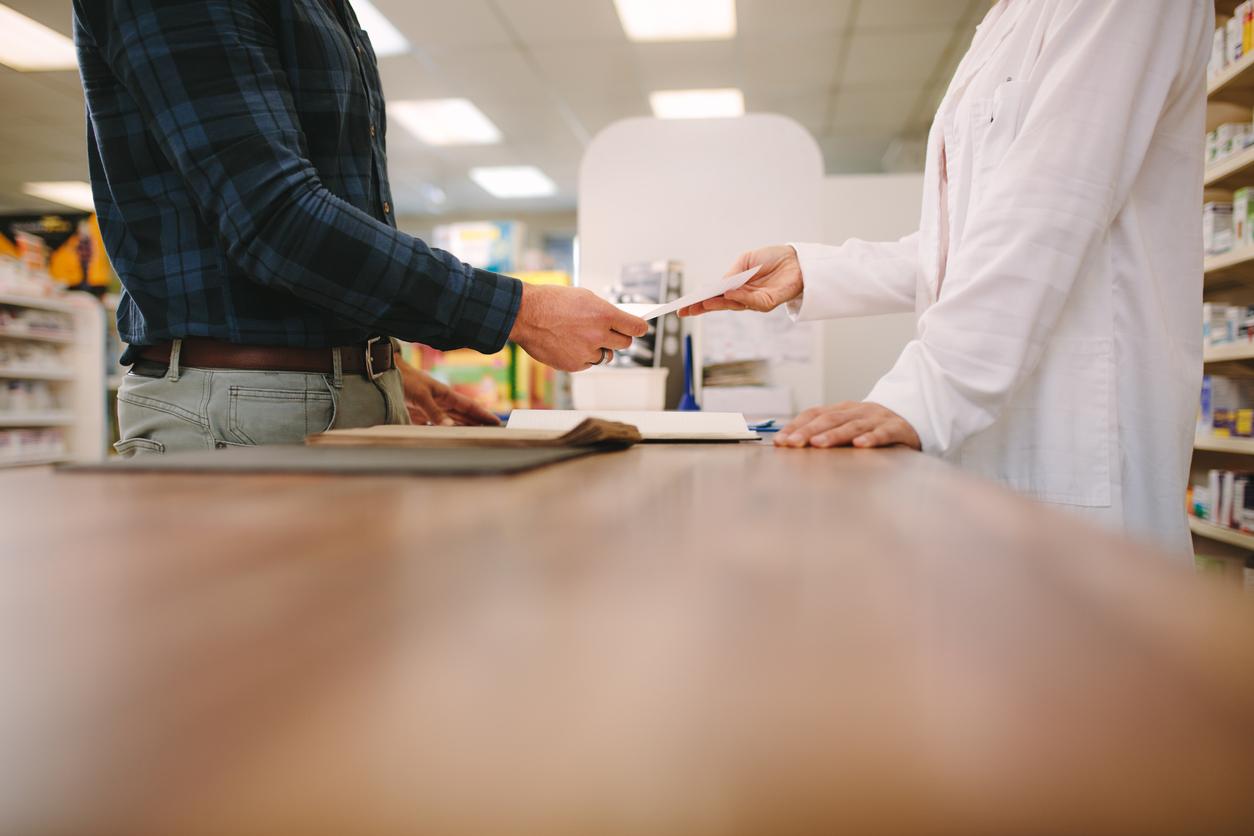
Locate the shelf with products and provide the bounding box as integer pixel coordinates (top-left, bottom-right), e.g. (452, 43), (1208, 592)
(1195, 433), (1254, 454)
(1204, 340), (1254, 363)
(0, 261), (108, 468)
(0, 366), (75, 381)
(1205, 144), (1254, 188)
(1190, 514), (1254, 550)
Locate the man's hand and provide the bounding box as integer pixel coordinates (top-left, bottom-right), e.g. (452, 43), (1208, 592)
(509, 284), (648, 373)
(679, 245), (804, 318)
(397, 356), (501, 427)
(776, 402), (921, 450)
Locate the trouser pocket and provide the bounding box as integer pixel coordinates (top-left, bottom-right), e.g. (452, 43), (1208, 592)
(113, 437), (166, 458)
(218, 377), (337, 446)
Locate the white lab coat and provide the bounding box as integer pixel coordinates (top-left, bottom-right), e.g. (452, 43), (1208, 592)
(790, 0), (1211, 554)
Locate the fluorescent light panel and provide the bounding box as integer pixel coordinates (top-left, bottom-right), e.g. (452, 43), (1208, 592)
(469, 167), (556, 199)
(346, 0), (410, 57)
(389, 99), (502, 146)
(613, 0), (736, 42)
(22, 181), (97, 212)
(0, 4), (78, 71)
(650, 88), (744, 119)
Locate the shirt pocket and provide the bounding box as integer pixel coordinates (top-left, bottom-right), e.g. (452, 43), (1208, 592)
(225, 386), (336, 446)
(969, 80), (1025, 175)
(959, 337), (1113, 508)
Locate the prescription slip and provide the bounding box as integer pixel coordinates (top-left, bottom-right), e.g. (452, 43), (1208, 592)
(615, 266), (761, 321)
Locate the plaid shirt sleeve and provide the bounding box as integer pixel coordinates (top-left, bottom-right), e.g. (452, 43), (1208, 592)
(95, 0), (521, 353)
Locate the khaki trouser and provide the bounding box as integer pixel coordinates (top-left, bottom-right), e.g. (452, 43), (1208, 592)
(114, 339), (410, 457)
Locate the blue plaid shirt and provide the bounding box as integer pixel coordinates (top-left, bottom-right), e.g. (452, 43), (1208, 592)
(73, 0), (522, 362)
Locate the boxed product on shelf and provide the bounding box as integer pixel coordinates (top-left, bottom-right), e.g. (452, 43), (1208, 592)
(0, 427), (66, 466)
(1199, 375), (1254, 438)
(1204, 202), (1235, 255)
(1229, 13), (1245, 64)
(1235, 188), (1254, 248)
(1191, 468), (1254, 531)
(0, 340), (61, 372)
(0, 304), (74, 339)
(0, 379), (59, 415)
(1201, 302), (1254, 348)
(1212, 25), (1227, 78)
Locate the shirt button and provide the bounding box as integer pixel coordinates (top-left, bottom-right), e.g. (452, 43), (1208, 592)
(383, 202), (391, 215)
(356, 44), (363, 55)
(370, 124), (377, 138)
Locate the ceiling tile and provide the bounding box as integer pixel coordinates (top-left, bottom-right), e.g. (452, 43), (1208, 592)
(492, 0), (628, 45)
(740, 36), (842, 89)
(840, 28), (952, 85)
(632, 41), (739, 92)
(528, 44), (643, 104)
(831, 84), (919, 132)
(855, 0), (978, 29)
(738, 0), (855, 38)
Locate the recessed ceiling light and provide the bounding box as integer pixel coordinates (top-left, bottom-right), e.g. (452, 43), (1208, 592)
(389, 99), (502, 146)
(469, 167), (557, 199)
(347, 0), (410, 57)
(0, 4), (78, 71)
(613, 0), (736, 42)
(22, 181), (96, 213)
(650, 88), (745, 119)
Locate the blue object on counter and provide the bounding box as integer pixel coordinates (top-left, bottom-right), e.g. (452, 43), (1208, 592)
(678, 334), (700, 411)
(749, 419), (780, 433)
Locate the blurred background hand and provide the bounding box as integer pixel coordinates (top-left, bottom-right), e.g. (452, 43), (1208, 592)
(510, 284), (649, 373)
(397, 356), (501, 426)
(679, 245), (804, 318)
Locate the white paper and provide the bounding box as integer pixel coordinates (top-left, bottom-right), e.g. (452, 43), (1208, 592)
(614, 265), (761, 321)
(506, 410), (759, 441)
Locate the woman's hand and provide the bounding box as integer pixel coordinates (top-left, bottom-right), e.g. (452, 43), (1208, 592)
(397, 356), (500, 427)
(776, 402), (921, 450)
(679, 245), (804, 317)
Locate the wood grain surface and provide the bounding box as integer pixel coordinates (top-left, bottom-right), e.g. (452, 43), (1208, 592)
(1, 443), (1252, 835)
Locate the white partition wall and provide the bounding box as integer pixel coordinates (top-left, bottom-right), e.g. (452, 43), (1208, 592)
(818, 174), (922, 404)
(579, 115), (826, 411)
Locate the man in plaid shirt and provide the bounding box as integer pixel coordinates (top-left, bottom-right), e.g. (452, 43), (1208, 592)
(73, 0), (645, 453)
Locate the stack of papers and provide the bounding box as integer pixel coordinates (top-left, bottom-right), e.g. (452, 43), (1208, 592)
(507, 410), (759, 442)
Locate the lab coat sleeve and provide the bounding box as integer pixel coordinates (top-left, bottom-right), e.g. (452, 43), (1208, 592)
(864, 0), (1206, 455)
(785, 233), (922, 320)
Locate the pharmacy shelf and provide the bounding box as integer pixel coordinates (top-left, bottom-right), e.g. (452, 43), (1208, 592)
(1190, 515), (1254, 550)
(0, 412), (76, 428)
(0, 292), (81, 314)
(1209, 49), (1254, 104)
(1204, 247), (1254, 284)
(1205, 145), (1254, 189)
(1195, 434), (1254, 454)
(1204, 341), (1254, 363)
(0, 366), (75, 381)
(1218, 0), (1242, 17)
(0, 327), (75, 345)
(0, 455), (69, 469)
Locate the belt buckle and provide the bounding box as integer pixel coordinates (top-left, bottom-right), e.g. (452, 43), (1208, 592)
(364, 336), (385, 381)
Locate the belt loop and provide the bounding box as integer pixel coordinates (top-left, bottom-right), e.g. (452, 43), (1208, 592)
(331, 347), (343, 389)
(166, 339), (183, 382)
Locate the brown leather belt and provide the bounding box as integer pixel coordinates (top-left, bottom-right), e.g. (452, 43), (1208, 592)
(137, 336), (396, 379)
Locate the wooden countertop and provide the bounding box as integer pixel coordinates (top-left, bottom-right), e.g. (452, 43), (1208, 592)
(2, 444), (1253, 835)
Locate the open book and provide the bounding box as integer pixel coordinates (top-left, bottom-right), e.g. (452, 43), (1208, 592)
(307, 418), (642, 450)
